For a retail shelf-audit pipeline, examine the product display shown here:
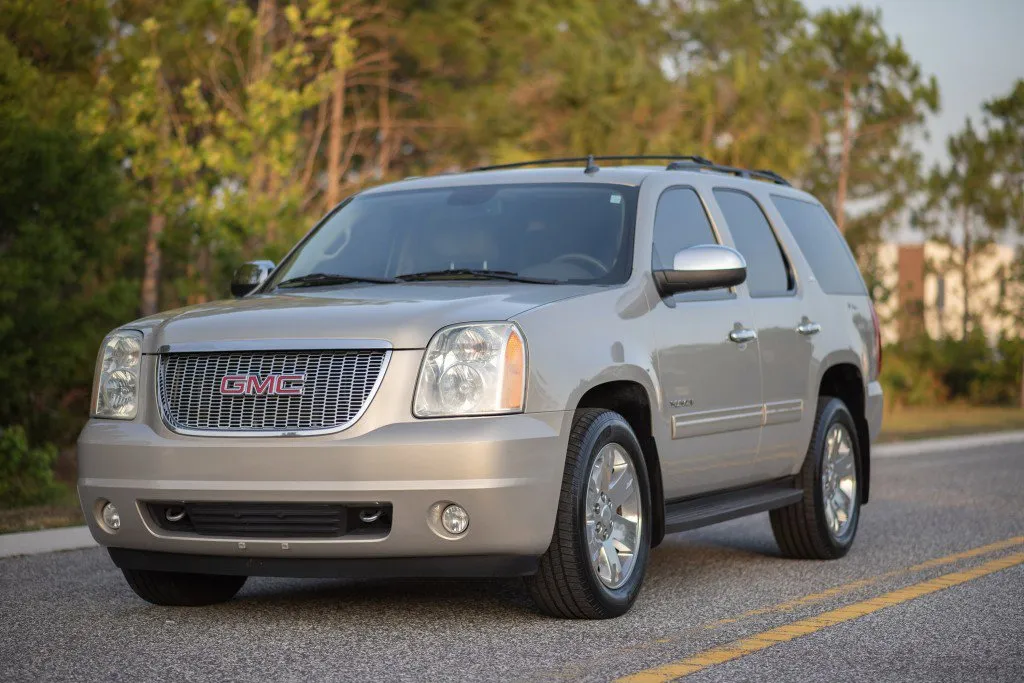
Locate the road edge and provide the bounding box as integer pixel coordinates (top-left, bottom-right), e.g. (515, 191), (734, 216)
(0, 525), (97, 559)
(873, 429), (1024, 458)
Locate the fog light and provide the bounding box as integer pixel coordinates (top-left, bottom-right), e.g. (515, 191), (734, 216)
(101, 502), (121, 531)
(441, 504), (469, 535)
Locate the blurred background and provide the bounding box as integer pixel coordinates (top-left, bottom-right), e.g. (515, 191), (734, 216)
(1, 0), (1021, 530)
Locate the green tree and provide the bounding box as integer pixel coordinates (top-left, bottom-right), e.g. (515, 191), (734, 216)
(983, 79), (1024, 231)
(393, 0), (678, 169)
(802, 6), (938, 252)
(92, 0), (358, 309)
(924, 118), (1009, 340)
(0, 0), (141, 449)
(980, 80), (1024, 406)
(666, 0), (820, 176)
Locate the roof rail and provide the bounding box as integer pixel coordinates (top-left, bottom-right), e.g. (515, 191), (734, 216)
(667, 161), (791, 186)
(466, 155), (790, 186)
(470, 155), (715, 173)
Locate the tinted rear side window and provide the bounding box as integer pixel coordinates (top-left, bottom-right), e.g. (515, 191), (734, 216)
(771, 196), (867, 295)
(713, 189), (792, 297)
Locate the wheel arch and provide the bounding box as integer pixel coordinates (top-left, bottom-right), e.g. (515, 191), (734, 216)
(576, 379), (666, 547)
(817, 361), (871, 504)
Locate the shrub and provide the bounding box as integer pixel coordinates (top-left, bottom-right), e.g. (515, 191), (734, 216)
(0, 425), (62, 508)
(880, 349), (948, 408)
(885, 331), (1024, 407)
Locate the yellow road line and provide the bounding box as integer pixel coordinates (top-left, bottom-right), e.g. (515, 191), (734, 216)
(700, 534), (1024, 630)
(617, 551), (1024, 683)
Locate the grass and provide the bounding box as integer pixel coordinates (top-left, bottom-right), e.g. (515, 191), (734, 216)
(879, 404), (1024, 443)
(0, 483), (83, 534)
(1, 405), (1022, 534)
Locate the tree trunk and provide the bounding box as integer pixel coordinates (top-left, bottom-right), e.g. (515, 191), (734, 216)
(325, 69), (346, 210)
(700, 105), (715, 159)
(834, 77), (853, 233)
(140, 212), (166, 317)
(961, 209), (972, 340)
(378, 58), (391, 180)
(247, 0), (275, 217)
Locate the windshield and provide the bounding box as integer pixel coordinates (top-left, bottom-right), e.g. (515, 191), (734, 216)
(265, 183), (638, 289)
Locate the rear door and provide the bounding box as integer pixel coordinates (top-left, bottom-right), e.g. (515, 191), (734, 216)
(709, 188), (815, 481)
(649, 186), (764, 498)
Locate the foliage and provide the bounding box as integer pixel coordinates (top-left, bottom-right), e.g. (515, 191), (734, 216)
(880, 346), (948, 408)
(884, 332), (1024, 408)
(799, 5), (939, 253)
(921, 79), (1024, 339)
(0, 426), (62, 508)
(667, 0), (819, 177)
(0, 0), (142, 447)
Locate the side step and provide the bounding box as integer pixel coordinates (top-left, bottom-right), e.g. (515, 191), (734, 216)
(664, 480), (803, 534)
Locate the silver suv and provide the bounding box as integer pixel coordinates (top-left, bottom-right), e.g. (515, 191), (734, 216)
(80, 156), (883, 618)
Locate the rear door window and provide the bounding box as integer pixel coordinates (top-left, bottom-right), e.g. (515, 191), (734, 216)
(713, 189), (793, 297)
(771, 195), (867, 295)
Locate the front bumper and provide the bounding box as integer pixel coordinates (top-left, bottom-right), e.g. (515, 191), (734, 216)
(78, 410), (571, 566)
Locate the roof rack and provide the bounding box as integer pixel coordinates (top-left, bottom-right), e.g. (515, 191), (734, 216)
(467, 154), (791, 186)
(470, 155), (715, 173)
(666, 161), (791, 186)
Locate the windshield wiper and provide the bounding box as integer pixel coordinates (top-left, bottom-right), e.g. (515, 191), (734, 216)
(275, 272), (397, 289)
(395, 268), (557, 284)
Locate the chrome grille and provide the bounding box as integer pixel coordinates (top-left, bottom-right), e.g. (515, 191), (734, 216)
(158, 349), (388, 434)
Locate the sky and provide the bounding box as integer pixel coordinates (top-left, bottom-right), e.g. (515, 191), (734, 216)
(802, 0), (1024, 168)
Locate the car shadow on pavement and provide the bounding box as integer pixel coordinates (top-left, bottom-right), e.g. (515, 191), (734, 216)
(231, 575), (538, 617)
(187, 532), (786, 619)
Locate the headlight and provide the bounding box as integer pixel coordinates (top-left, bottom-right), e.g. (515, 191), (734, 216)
(413, 323), (526, 418)
(92, 330), (143, 419)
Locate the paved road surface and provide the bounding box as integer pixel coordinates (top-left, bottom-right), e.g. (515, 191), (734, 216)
(2, 441), (1022, 682)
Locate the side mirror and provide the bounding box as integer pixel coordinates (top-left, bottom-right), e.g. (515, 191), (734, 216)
(231, 260), (276, 298)
(653, 245), (746, 296)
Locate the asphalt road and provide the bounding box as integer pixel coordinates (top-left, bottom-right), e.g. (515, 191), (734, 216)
(2, 440), (1022, 682)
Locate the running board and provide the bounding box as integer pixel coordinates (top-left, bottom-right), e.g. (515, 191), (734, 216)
(664, 480), (803, 534)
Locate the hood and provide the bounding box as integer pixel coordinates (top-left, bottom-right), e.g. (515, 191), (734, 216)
(127, 282), (599, 352)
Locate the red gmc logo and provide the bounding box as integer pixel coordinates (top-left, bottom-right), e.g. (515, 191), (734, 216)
(219, 374), (305, 396)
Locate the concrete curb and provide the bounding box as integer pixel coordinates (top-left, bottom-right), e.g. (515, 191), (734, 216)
(0, 525), (96, 559)
(874, 429), (1024, 458)
(2, 430), (1023, 559)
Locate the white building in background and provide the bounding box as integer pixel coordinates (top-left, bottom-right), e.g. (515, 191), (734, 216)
(874, 242), (1021, 344)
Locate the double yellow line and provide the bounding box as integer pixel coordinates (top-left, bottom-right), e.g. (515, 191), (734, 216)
(617, 536), (1024, 683)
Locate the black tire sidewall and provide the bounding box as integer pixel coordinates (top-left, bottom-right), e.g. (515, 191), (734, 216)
(810, 398), (861, 552)
(571, 412), (652, 614)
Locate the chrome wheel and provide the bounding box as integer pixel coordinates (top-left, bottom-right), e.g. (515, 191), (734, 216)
(585, 443), (642, 589)
(821, 423), (857, 540)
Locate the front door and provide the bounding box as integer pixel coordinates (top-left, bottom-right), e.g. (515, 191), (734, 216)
(648, 187), (763, 499)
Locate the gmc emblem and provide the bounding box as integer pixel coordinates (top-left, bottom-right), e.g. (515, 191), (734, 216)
(219, 374), (305, 396)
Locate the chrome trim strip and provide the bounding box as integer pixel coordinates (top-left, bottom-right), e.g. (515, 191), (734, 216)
(155, 339), (393, 354)
(763, 399), (804, 426)
(155, 350), (392, 438)
(672, 404), (763, 439)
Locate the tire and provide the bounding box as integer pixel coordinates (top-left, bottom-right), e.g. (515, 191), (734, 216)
(121, 568), (247, 606)
(525, 408), (652, 619)
(771, 396), (862, 560)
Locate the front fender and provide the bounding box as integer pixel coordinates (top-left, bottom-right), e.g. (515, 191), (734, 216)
(512, 285), (660, 415)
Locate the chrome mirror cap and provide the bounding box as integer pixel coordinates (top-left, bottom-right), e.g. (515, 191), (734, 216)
(654, 245), (746, 296)
(230, 260), (276, 298)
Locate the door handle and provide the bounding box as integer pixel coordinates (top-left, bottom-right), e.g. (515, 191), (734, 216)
(728, 328), (757, 344)
(796, 321), (822, 336)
